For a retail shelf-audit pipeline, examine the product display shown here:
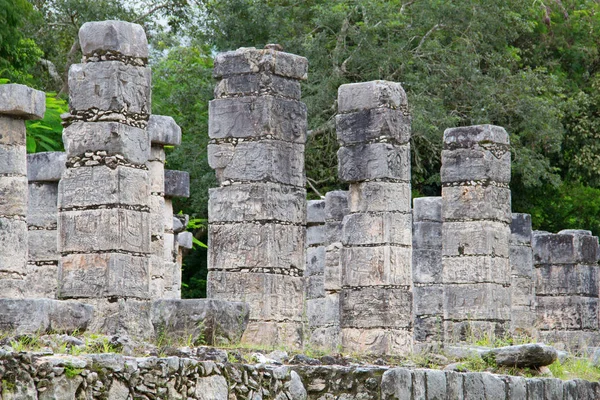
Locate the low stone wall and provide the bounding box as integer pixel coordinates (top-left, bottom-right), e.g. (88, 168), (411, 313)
(0, 351), (597, 399)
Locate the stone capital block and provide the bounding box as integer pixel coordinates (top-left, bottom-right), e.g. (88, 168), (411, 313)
(212, 140), (305, 187)
(340, 287), (412, 328)
(413, 196), (442, 223)
(413, 221), (442, 250)
(342, 327), (413, 355)
(325, 190), (349, 221)
(349, 181), (411, 213)
(241, 320), (303, 349)
(307, 200), (326, 225)
(0, 84), (45, 119)
(337, 81), (407, 113)
(441, 148), (510, 184)
(209, 183), (306, 224)
(336, 108), (410, 146)
(533, 232), (598, 265)
(413, 285), (444, 316)
(0, 218), (27, 273)
(27, 152), (66, 182)
(68, 62), (151, 114)
(442, 220), (510, 257)
(511, 213), (532, 244)
(342, 246), (411, 287)
(0, 176), (27, 216)
(215, 72), (301, 99)
(0, 116), (26, 145)
(443, 283), (510, 321)
(307, 294), (340, 327)
(207, 271), (304, 322)
(442, 256), (511, 285)
(342, 212), (412, 246)
(148, 115), (182, 146)
(536, 296), (598, 331)
(442, 185), (511, 223)
(164, 170), (190, 198)
(58, 166), (149, 209)
(28, 229), (58, 262)
(535, 264), (598, 296)
(412, 249), (442, 284)
(444, 124), (509, 148)
(338, 143), (410, 182)
(213, 47), (308, 80)
(63, 122), (150, 164)
(58, 253), (149, 299)
(0, 144), (26, 175)
(59, 209), (150, 254)
(28, 182), (58, 228)
(509, 245), (534, 278)
(208, 223), (305, 271)
(79, 20), (148, 58)
(209, 96), (307, 143)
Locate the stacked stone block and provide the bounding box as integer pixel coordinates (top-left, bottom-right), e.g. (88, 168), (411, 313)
(510, 213), (536, 335)
(336, 81), (413, 354)
(26, 152), (66, 298)
(57, 21), (152, 337)
(206, 46), (308, 348)
(0, 84), (45, 298)
(533, 230), (600, 348)
(146, 115), (182, 299)
(441, 125), (512, 342)
(412, 197), (443, 348)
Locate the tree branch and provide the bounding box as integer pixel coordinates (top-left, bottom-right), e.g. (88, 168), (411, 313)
(133, 2), (171, 23)
(306, 177), (325, 198)
(414, 23), (442, 53)
(400, 0), (418, 14)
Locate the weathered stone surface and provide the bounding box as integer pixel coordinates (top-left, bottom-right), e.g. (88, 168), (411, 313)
(324, 244), (342, 291)
(341, 246), (411, 287)
(442, 185), (511, 223)
(207, 142), (234, 169)
(208, 182), (306, 224)
(176, 231), (193, 249)
(342, 327), (412, 355)
(444, 283), (511, 320)
(413, 285), (444, 316)
(164, 170), (190, 198)
(340, 287), (411, 328)
(442, 220), (510, 257)
(510, 245), (534, 277)
(0, 84), (46, 119)
(28, 182), (58, 228)
(209, 223), (305, 270)
(0, 299), (93, 334)
(325, 221), (344, 244)
(536, 296), (598, 330)
(147, 160), (164, 194)
(148, 114), (181, 145)
(0, 176), (27, 216)
(215, 72), (302, 99)
(414, 315), (444, 344)
(511, 213), (532, 244)
(413, 196), (442, 222)
(338, 81), (407, 113)
(58, 253), (149, 299)
(338, 143), (410, 182)
(349, 181), (411, 213)
(62, 121), (149, 163)
(306, 246), (325, 276)
(381, 368), (412, 399)
(306, 200), (326, 224)
(209, 96), (307, 143)
(0, 115), (26, 145)
(488, 344), (557, 367)
(342, 212), (412, 246)
(308, 325), (341, 351)
(207, 271), (304, 321)
(59, 209), (149, 253)
(79, 20), (148, 58)
(213, 47), (308, 80)
(59, 165), (149, 208)
(85, 297), (153, 338)
(412, 221), (442, 249)
(336, 108), (410, 145)
(533, 232), (598, 264)
(306, 294), (339, 327)
(412, 249), (442, 284)
(151, 299), (249, 345)
(444, 124), (509, 147)
(442, 256), (510, 285)
(25, 263), (58, 298)
(212, 140), (305, 186)
(27, 152), (66, 182)
(441, 148), (511, 184)
(535, 264), (598, 296)
(241, 320), (303, 348)
(68, 62), (151, 114)
(28, 229), (58, 262)
(0, 218), (27, 273)
(324, 190), (349, 221)
(306, 273), (324, 300)
(0, 143), (26, 175)
(511, 276), (535, 306)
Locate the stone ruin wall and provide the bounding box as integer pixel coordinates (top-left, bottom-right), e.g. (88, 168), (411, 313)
(0, 19), (599, 357)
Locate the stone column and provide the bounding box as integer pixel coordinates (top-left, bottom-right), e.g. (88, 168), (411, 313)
(57, 21), (152, 337)
(206, 46), (308, 348)
(0, 84), (45, 298)
(337, 81), (413, 355)
(147, 115), (182, 299)
(164, 169), (191, 299)
(412, 197), (443, 349)
(26, 152), (66, 298)
(533, 230), (599, 349)
(509, 213), (536, 336)
(441, 125), (512, 342)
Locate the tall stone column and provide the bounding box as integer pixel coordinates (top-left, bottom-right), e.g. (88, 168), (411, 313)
(206, 46), (308, 348)
(0, 84), (45, 298)
(509, 213), (536, 336)
(337, 81), (413, 355)
(533, 230), (599, 348)
(441, 125), (512, 342)
(57, 21), (152, 337)
(26, 152), (66, 298)
(412, 197), (443, 349)
(146, 115), (182, 298)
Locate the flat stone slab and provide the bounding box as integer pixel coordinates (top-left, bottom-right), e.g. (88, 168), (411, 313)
(148, 115), (182, 146)
(79, 20), (148, 58)
(0, 84), (45, 119)
(0, 299), (93, 334)
(27, 152), (66, 182)
(488, 344), (558, 368)
(151, 299), (249, 345)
